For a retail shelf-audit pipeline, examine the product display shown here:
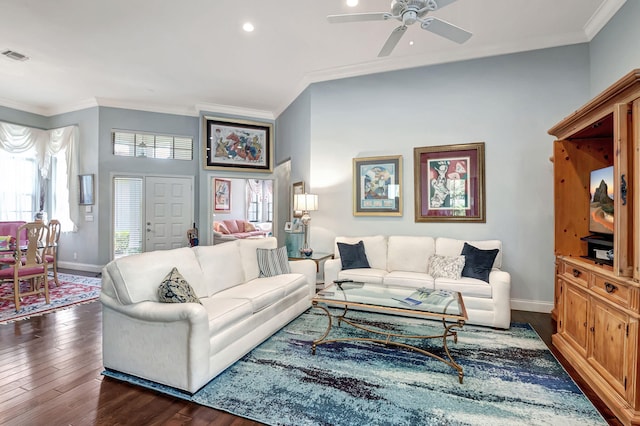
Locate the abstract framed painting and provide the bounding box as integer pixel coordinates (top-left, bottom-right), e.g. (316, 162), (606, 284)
(413, 142), (485, 222)
(353, 155), (402, 217)
(214, 178), (231, 212)
(204, 116), (273, 172)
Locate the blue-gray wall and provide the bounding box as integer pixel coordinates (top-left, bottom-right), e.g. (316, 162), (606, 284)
(590, 0), (640, 96)
(279, 44), (590, 311)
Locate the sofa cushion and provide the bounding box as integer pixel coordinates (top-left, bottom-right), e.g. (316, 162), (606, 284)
(223, 220), (241, 234)
(435, 277), (492, 298)
(194, 242), (246, 295)
(216, 278), (286, 313)
(427, 255), (465, 280)
(201, 297), (253, 336)
(387, 236), (435, 273)
(461, 242), (499, 283)
(215, 221), (230, 234)
(337, 241), (370, 270)
(257, 246), (291, 277)
(334, 235), (387, 270)
(105, 247), (206, 304)
(157, 267), (202, 304)
(436, 238), (502, 269)
(337, 268), (386, 284)
(383, 271), (435, 289)
(246, 273), (308, 297)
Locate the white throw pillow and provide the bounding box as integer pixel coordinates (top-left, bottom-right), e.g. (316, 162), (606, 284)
(427, 255), (465, 280)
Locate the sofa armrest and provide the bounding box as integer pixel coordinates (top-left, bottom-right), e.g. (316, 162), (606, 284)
(488, 269), (511, 329)
(101, 292), (211, 393)
(323, 258), (342, 288)
(213, 230), (237, 245)
(289, 259), (316, 298)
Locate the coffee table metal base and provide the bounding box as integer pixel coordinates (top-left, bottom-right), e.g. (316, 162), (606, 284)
(311, 302), (465, 383)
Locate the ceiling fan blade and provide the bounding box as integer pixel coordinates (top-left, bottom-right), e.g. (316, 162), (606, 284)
(421, 17), (472, 44)
(430, 0), (459, 10)
(378, 26), (408, 57)
(327, 12), (390, 24)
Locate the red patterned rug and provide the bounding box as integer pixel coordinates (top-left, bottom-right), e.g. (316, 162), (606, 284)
(0, 272), (101, 324)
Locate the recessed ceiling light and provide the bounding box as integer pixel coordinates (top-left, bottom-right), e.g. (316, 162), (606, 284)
(243, 22), (254, 32)
(409, 40), (414, 46)
(346, 0), (358, 7)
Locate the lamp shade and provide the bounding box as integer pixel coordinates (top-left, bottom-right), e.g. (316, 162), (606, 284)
(294, 193), (318, 211)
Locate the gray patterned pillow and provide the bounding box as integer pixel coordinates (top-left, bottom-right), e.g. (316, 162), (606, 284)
(158, 267), (202, 304)
(257, 246), (291, 277)
(427, 255), (466, 280)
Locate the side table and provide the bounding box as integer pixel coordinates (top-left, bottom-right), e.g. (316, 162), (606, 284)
(288, 252), (333, 289)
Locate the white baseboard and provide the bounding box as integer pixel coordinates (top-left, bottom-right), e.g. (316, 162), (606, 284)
(511, 298), (554, 313)
(58, 261), (103, 274)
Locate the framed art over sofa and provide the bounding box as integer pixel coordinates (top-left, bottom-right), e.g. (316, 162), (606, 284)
(353, 155), (402, 217)
(413, 142), (485, 223)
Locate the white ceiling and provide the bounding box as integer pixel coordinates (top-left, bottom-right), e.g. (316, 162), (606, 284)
(0, 0), (626, 119)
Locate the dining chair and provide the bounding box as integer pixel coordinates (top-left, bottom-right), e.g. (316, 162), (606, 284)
(0, 222), (50, 312)
(44, 219), (61, 287)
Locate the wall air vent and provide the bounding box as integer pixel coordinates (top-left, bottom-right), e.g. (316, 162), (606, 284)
(2, 49), (29, 61)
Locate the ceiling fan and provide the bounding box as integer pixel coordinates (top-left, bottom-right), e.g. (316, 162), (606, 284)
(327, 0), (472, 57)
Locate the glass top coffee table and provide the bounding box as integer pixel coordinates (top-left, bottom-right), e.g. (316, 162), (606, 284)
(311, 281), (468, 383)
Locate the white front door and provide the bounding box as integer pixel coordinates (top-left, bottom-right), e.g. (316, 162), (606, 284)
(144, 176), (194, 252)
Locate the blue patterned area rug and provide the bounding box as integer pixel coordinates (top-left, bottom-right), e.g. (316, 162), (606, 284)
(103, 308), (606, 426)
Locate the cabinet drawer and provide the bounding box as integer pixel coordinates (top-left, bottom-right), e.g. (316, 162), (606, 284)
(561, 263), (589, 287)
(591, 275), (630, 308)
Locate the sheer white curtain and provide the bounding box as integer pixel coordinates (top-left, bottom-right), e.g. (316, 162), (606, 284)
(0, 121), (79, 231)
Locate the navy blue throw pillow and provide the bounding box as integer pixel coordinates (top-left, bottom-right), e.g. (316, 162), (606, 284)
(337, 241), (371, 270)
(461, 242), (499, 283)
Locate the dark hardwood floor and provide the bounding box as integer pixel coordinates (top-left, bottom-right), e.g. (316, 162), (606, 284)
(0, 271), (621, 425)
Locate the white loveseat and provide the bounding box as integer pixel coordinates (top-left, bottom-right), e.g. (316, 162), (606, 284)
(324, 235), (511, 329)
(100, 237), (316, 393)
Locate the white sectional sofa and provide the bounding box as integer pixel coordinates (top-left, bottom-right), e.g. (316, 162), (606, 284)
(100, 237), (316, 393)
(324, 235), (511, 329)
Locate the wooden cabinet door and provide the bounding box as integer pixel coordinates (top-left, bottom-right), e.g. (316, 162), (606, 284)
(589, 299), (630, 397)
(562, 283), (589, 356)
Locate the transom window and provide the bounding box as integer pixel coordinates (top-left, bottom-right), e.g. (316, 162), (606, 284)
(112, 130), (193, 160)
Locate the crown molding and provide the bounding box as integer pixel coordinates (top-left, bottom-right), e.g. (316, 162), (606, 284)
(44, 98), (99, 116)
(95, 98), (200, 117)
(584, 0), (627, 40)
(196, 102), (274, 121)
(0, 97), (49, 116)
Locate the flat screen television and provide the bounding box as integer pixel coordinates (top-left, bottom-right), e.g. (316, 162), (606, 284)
(589, 165), (614, 236)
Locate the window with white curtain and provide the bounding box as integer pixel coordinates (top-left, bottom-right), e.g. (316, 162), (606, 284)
(113, 177), (143, 258)
(0, 149), (39, 221)
(245, 179), (273, 223)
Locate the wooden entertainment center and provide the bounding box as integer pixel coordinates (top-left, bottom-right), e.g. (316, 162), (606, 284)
(548, 69), (640, 425)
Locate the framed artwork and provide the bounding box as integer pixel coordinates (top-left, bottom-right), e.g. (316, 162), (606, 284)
(204, 116), (273, 172)
(413, 142), (485, 222)
(214, 178), (231, 212)
(78, 174), (94, 205)
(353, 155), (402, 217)
(292, 181), (305, 219)
(284, 222), (293, 231)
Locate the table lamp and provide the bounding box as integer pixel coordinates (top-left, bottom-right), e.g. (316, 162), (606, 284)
(293, 193), (318, 256)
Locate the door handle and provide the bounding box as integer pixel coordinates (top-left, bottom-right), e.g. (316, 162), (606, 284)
(605, 282), (617, 293)
(572, 269), (581, 278)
